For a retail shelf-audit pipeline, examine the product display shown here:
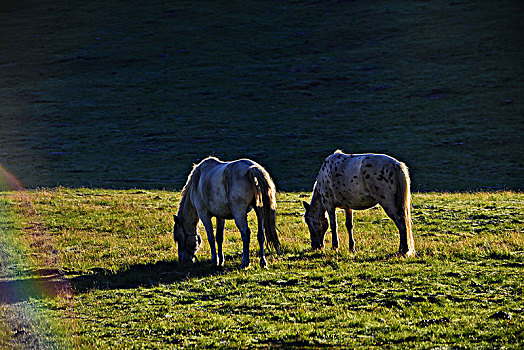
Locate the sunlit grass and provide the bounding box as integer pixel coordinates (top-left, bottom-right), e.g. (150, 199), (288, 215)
(10, 188), (522, 273)
(1, 188), (523, 348)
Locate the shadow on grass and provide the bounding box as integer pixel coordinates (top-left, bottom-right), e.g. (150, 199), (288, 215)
(68, 260), (235, 293)
(0, 261), (231, 304)
(0, 248), (400, 303)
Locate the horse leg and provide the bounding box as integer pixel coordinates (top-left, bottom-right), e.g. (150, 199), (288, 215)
(216, 218), (225, 266)
(345, 209), (356, 253)
(327, 208), (339, 250)
(381, 202), (414, 257)
(254, 207), (267, 268)
(199, 215), (218, 265)
(233, 213), (251, 269)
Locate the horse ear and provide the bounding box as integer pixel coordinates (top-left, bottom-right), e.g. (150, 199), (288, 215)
(302, 201), (310, 212)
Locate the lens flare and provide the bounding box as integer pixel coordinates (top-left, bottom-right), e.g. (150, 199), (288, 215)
(0, 164), (74, 346)
(0, 164), (24, 191)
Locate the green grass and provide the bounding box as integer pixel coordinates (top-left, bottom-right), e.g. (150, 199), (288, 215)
(1, 189), (523, 348)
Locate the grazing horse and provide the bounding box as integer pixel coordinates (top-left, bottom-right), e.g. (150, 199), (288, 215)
(303, 151), (415, 257)
(173, 157), (282, 268)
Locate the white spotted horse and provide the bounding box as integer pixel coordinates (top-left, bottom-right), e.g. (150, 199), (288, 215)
(173, 157), (282, 268)
(303, 150), (415, 257)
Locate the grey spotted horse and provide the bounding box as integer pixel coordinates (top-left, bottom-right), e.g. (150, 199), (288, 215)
(303, 151), (415, 257)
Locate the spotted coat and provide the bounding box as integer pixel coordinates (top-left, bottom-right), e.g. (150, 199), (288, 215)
(304, 151), (415, 257)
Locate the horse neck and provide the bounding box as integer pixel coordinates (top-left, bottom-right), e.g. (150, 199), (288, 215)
(309, 186), (326, 216)
(178, 191), (199, 230)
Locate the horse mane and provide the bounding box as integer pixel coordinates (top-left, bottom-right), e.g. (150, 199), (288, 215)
(311, 179), (320, 197)
(180, 159), (208, 209)
(180, 156), (221, 203)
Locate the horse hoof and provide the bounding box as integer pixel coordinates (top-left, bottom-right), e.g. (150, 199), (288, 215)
(402, 250), (416, 258)
(260, 259), (268, 269)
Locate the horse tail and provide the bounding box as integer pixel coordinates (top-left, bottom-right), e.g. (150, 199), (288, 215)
(247, 166), (282, 255)
(396, 162), (415, 256)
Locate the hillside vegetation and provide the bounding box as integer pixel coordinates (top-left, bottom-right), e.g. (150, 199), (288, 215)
(1, 0), (522, 191)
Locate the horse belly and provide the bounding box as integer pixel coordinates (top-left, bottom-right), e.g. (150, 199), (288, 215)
(207, 195), (235, 219)
(211, 207), (235, 220)
(337, 191), (378, 210)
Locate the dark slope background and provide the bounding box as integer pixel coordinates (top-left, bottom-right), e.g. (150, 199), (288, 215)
(1, 0), (522, 191)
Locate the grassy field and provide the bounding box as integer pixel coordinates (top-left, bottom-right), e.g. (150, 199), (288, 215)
(1, 0), (523, 191)
(0, 188), (523, 348)
(1, 0), (523, 348)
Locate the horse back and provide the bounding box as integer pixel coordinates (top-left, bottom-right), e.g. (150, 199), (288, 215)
(318, 152), (404, 210)
(194, 158), (257, 217)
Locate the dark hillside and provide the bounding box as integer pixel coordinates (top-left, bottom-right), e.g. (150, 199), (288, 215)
(1, 0), (522, 191)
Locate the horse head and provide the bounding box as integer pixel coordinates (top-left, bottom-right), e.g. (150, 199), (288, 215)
(173, 215), (202, 263)
(303, 201), (328, 249)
